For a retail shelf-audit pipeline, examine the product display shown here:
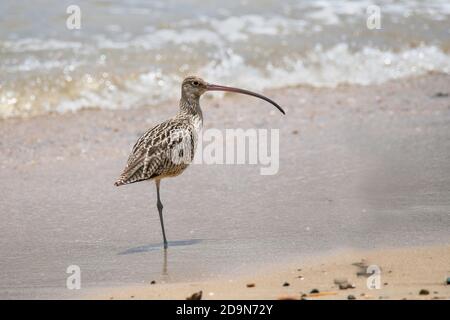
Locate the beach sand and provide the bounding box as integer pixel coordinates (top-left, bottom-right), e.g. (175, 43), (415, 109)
(91, 244), (450, 300)
(0, 73), (449, 299)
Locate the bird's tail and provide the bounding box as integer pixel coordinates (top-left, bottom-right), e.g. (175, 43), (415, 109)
(114, 180), (124, 187)
(114, 177), (127, 186)
(114, 175), (145, 186)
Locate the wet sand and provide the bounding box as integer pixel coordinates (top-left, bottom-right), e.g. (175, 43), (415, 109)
(0, 73), (449, 299)
(92, 245), (450, 300)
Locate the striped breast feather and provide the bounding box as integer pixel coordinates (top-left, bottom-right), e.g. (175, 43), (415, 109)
(114, 119), (193, 186)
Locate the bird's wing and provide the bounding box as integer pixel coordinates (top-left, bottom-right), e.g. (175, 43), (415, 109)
(115, 119), (192, 186)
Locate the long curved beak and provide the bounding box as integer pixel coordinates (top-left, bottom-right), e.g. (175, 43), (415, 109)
(206, 83), (285, 115)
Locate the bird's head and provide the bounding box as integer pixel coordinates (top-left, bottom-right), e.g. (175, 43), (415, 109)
(182, 76), (208, 100)
(181, 76), (285, 115)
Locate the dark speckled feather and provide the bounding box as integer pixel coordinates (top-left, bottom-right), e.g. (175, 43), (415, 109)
(114, 76), (205, 186)
(114, 114), (201, 186)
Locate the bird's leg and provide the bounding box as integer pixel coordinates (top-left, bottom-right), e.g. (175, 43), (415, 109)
(155, 179), (168, 249)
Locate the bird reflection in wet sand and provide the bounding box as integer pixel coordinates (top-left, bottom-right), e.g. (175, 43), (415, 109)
(162, 248), (168, 277)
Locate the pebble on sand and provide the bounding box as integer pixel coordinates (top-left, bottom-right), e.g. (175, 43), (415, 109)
(334, 278), (355, 290)
(283, 282), (290, 287)
(419, 289), (429, 295)
(150, 280), (156, 285)
(347, 295), (356, 300)
(340, 283), (355, 290)
(310, 289), (320, 294)
(433, 92), (449, 98)
(186, 290), (203, 300)
(446, 277), (450, 285)
(246, 283), (255, 288)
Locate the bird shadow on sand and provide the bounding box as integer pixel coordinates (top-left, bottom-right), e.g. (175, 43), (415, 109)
(118, 239), (203, 255)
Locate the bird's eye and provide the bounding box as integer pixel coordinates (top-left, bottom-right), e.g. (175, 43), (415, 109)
(192, 81), (199, 86)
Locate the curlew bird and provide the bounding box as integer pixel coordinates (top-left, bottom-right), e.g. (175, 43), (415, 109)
(115, 76), (284, 249)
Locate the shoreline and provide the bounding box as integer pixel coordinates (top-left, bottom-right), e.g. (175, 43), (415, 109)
(0, 71), (448, 124)
(90, 244), (450, 300)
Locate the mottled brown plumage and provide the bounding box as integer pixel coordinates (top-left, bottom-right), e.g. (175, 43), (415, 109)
(115, 76), (204, 187)
(115, 76), (284, 249)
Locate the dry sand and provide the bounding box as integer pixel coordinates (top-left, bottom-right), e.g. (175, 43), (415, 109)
(92, 245), (450, 300)
(0, 73), (449, 299)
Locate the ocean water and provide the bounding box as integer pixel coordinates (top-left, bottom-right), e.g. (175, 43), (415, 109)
(1, 0), (449, 118)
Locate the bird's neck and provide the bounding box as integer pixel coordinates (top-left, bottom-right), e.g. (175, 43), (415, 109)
(178, 96), (203, 120)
